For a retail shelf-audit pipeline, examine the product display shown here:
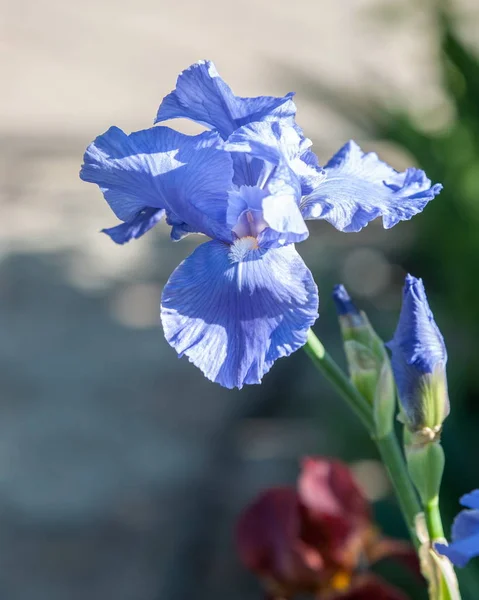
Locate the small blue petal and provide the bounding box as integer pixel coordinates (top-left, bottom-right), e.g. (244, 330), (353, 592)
(155, 60), (297, 139)
(300, 140), (442, 232)
(386, 274), (448, 430)
(435, 537), (479, 568)
(102, 207), (165, 244)
(436, 495), (479, 567)
(451, 509), (479, 542)
(81, 125), (234, 242)
(332, 284), (360, 316)
(461, 491), (479, 510)
(161, 240), (319, 389)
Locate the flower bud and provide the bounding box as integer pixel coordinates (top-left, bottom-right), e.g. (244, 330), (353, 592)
(333, 285), (395, 437)
(386, 275), (449, 438)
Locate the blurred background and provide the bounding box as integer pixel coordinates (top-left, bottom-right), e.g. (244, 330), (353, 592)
(2, 0), (479, 598)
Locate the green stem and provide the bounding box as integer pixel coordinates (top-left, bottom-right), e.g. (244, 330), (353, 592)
(425, 496), (460, 600)
(304, 329), (420, 548)
(376, 432), (421, 548)
(303, 330), (375, 432)
(425, 495), (445, 541)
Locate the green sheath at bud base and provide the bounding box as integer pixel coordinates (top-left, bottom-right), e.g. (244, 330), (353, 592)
(416, 367), (449, 434)
(406, 438), (445, 506)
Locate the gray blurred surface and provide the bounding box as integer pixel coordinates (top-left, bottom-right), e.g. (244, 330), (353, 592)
(1, 0), (477, 598)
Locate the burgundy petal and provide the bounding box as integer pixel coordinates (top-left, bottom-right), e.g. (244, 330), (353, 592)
(298, 457), (370, 523)
(298, 457), (372, 568)
(236, 487), (324, 592)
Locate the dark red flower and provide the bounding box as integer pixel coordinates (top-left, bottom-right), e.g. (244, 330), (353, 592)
(236, 457), (418, 599)
(236, 486), (321, 597)
(297, 457), (372, 573)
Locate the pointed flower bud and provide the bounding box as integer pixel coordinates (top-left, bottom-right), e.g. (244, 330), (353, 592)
(386, 275), (449, 439)
(333, 284), (364, 325)
(333, 285), (395, 437)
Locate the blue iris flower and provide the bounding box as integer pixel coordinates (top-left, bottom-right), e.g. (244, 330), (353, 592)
(436, 490), (479, 567)
(80, 60), (442, 388)
(386, 275), (449, 431)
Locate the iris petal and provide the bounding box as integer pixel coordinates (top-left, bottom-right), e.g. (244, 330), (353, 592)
(226, 180), (309, 248)
(102, 207), (165, 244)
(155, 60), (296, 139)
(259, 166), (309, 246)
(81, 125), (234, 242)
(451, 510), (479, 542)
(161, 240), (318, 389)
(461, 490), (479, 510)
(225, 120), (298, 163)
(435, 490), (479, 567)
(435, 530), (479, 568)
(300, 140), (442, 232)
(81, 125), (164, 222)
(225, 120), (324, 195)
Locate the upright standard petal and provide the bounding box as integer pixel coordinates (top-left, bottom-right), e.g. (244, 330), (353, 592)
(225, 120), (324, 196)
(161, 241), (318, 389)
(300, 140), (442, 232)
(436, 490), (479, 568)
(81, 125), (234, 243)
(155, 60), (296, 139)
(386, 275), (449, 432)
